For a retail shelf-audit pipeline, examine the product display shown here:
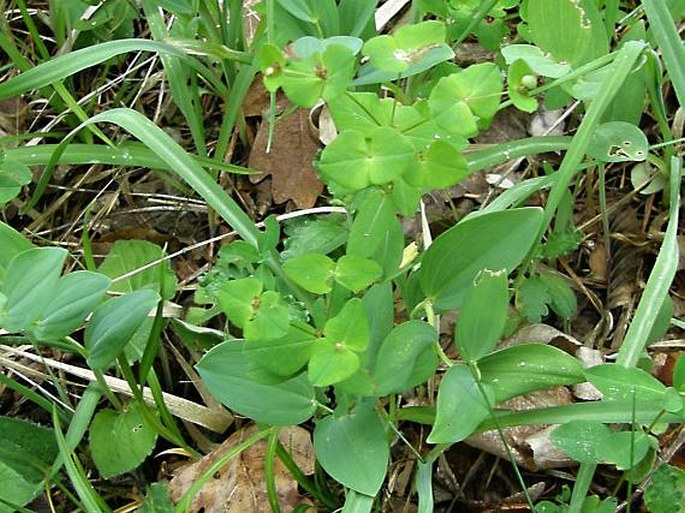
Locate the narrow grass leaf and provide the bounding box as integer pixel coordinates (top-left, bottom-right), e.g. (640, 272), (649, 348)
(616, 157), (681, 367)
(49, 108), (262, 248)
(643, 0), (685, 108)
(52, 408), (111, 513)
(0, 39), (227, 102)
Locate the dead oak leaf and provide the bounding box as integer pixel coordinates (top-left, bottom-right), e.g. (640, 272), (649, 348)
(248, 108), (324, 209)
(169, 425), (314, 513)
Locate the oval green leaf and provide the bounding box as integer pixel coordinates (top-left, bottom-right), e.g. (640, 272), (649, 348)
(313, 401), (388, 496)
(85, 289), (160, 369)
(33, 271), (111, 341)
(428, 364), (494, 444)
(89, 402), (158, 478)
(456, 269), (509, 361)
(419, 207), (543, 311)
(196, 340), (316, 426)
(478, 344), (584, 401)
(283, 253), (335, 294)
(2, 247), (67, 333)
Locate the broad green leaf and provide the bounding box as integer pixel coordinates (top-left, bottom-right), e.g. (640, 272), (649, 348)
(412, 140), (470, 190)
(353, 45), (455, 86)
(527, 0), (608, 67)
(326, 91), (392, 133)
(0, 157), (31, 206)
(196, 340), (316, 425)
(0, 464), (41, 513)
(32, 271), (111, 341)
(276, 0), (329, 23)
(243, 291), (290, 342)
(601, 430), (653, 470)
(456, 269), (508, 361)
(603, 22), (647, 125)
(1, 247), (66, 333)
(674, 354), (685, 392)
(419, 208), (543, 311)
(515, 276), (551, 322)
(85, 289), (160, 369)
(478, 344), (584, 401)
(308, 338), (361, 386)
(283, 253), (335, 294)
(318, 127), (415, 190)
(374, 321), (438, 395)
(324, 298), (369, 351)
(584, 364), (666, 403)
(293, 36), (363, 58)
(338, 0), (377, 38)
(551, 421), (652, 469)
(507, 59), (538, 113)
(137, 482), (174, 513)
(0, 416), (58, 512)
(89, 402), (158, 478)
(390, 177), (422, 216)
(281, 215), (348, 260)
(539, 272), (577, 320)
(586, 122), (648, 162)
(98, 240), (177, 300)
(429, 63), (503, 136)
(428, 364), (494, 443)
(644, 464), (685, 513)
(0, 416), (58, 484)
(362, 21), (447, 73)
(217, 277), (262, 328)
(243, 322), (317, 377)
(334, 255), (382, 293)
(0, 222), (32, 286)
(334, 283), (395, 396)
(501, 45), (572, 78)
(550, 420), (610, 464)
(313, 401), (388, 495)
(280, 44), (356, 107)
(347, 189), (404, 277)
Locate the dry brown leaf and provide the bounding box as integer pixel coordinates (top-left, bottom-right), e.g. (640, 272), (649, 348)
(248, 108), (324, 209)
(588, 242), (609, 281)
(169, 425), (314, 513)
(466, 388), (576, 471)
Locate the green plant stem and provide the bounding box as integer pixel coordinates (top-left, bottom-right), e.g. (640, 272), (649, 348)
(568, 463), (597, 513)
(92, 368), (123, 410)
(471, 362), (534, 510)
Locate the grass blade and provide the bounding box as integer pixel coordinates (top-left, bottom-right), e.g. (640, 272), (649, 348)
(0, 39), (228, 102)
(540, 41), (646, 232)
(47, 108), (260, 246)
(643, 0), (685, 107)
(6, 144), (255, 174)
(52, 406), (112, 513)
(616, 156), (681, 368)
(143, 0), (207, 156)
